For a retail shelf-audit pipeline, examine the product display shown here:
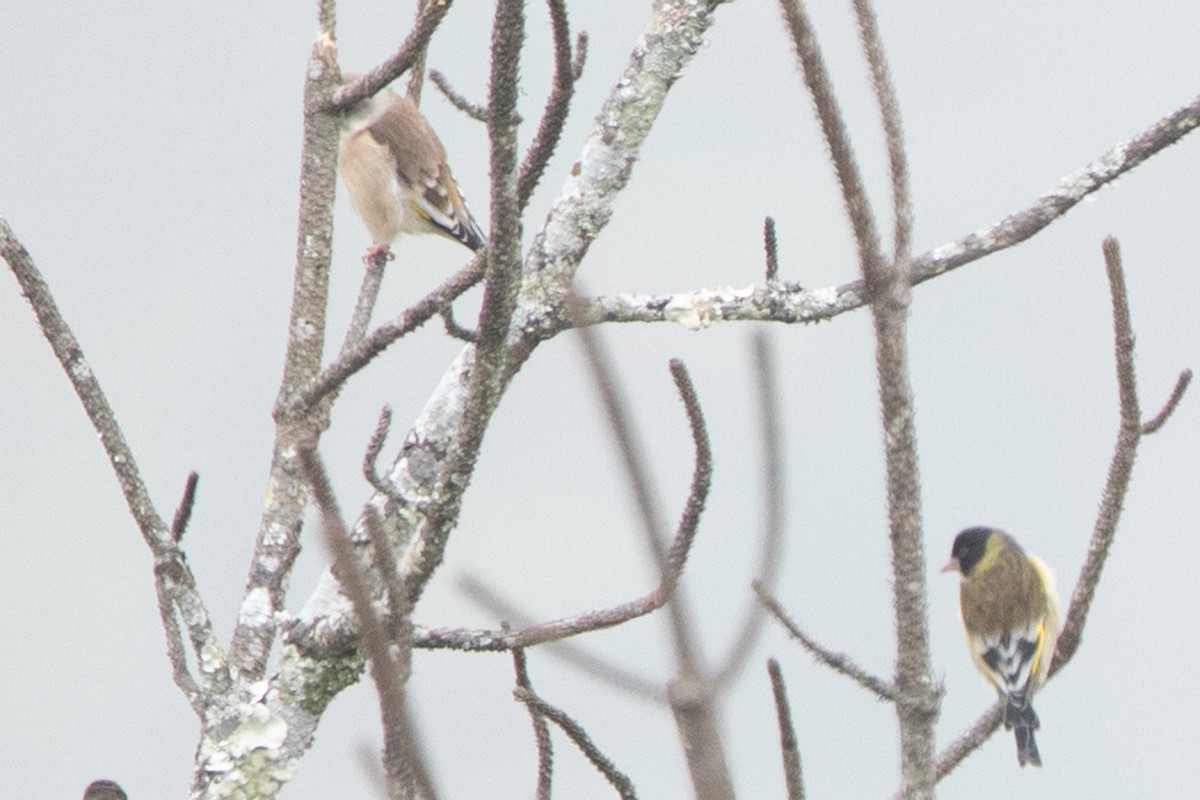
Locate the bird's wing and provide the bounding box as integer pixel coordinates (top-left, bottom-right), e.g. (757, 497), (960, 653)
(969, 615), (1051, 697)
(368, 98), (485, 251)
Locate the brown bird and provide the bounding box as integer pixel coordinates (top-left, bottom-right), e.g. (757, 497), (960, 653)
(337, 79), (485, 261)
(944, 526), (1060, 767)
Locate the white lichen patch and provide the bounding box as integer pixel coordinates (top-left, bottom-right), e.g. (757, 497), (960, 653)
(199, 641), (226, 675)
(664, 285), (755, 330)
(808, 286), (839, 309)
(201, 693), (294, 799)
(237, 587), (273, 628)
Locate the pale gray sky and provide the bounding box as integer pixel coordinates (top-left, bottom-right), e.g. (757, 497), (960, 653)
(2, 2), (1198, 798)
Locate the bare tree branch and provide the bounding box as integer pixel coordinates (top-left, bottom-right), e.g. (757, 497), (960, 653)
(521, 0), (723, 298)
(1052, 236), (1143, 671)
(365, 508), (412, 654)
(571, 32), (588, 80)
(570, 298), (706, 663)
(668, 670), (733, 800)
(853, 0), (911, 267)
(404, 0), (437, 103)
(428, 69), (488, 121)
(780, 2), (935, 795)
(0, 219), (224, 709)
(513, 686), (638, 800)
(767, 659), (805, 800)
(850, 6), (938, 798)
(512, 647), (554, 800)
(458, 573), (665, 701)
(154, 578), (204, 716)
(299, 446), (421, 800)
(517, 0), (582, 208)
(418, 406), (710, 651)
(416, 354), (715, 655)
(440, 304), (479, 342)
(171, 472), (200, 542)
(231, 31), (345, 679)
(714, 334), (784, 688)
(934, 237), (1193, 782)
(763, 217), (780, 283)
(288, 257), (485, 416)
(929, 704), (1003, 785)
(552, 94), (1200, 334)
(363, 406), (404, 504)
(778, 0), (884, 282)
(662, 359), (713, 592)
(340, 256), (389, 356)
(651, 360), (731, 799)
(756, 581), (896, 702)
(397, 0), (527, 609)
(1142, 369), (1192, 434)
(330, 1), (456, 111)
(570, 311), (732, 800)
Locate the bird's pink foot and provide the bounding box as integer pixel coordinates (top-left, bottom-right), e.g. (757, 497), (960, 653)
(362, 243), (394, 264)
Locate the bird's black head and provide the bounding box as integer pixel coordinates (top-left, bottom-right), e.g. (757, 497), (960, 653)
(949, 527), (996, 576)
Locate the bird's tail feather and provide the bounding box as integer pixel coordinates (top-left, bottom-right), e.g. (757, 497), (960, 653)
(1004, 694), (1042, 767)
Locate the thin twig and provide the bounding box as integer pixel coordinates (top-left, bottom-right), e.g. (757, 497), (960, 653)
(929, 704), (1003, 785)
(441, 305), (479, 342)
(0, 220), (224, 698)
(299, 446), (418, 798)
(763, 217), (780, 282)
(513, 647), (554, 800)
(286, 256), (485, 417)
(419, 539), (701, 651)
(513, 686), (638, 800)
(330, 1), (456, 111)
(400, 0), (528, 609)
(235, 28), (346, 679)
(853, 0), (912, 270)
(171, 472), (200, 542)
(663, 359), (713, 593)
(517, 0), (581, 207)
(569, 295), (704, 665)
(571, 301), (726, 799)
(850, 0), (939, 782)
(405, 0), (434, 104)
(1142, 369), (1192, 434)
(365, 507), (411, 650)
(767, 659), (805, 800)
(571, 32), (588, 80)
(363, 406), (404, 504)
(368, 505), (439, 800)
(154, 579), (204, 715)
(458, 573), (665, 701)
(714, 334), (784, 688)
(340, 257), (388, 357)
(420, 408), (710, 651)
(428, 69), (488, 121)
(755, 581), (897, 702)
(1052, 236), (1142, 670)
(778, 0), (885, 284)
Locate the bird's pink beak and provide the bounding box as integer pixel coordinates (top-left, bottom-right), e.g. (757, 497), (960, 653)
(940, 557), (959, 573)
